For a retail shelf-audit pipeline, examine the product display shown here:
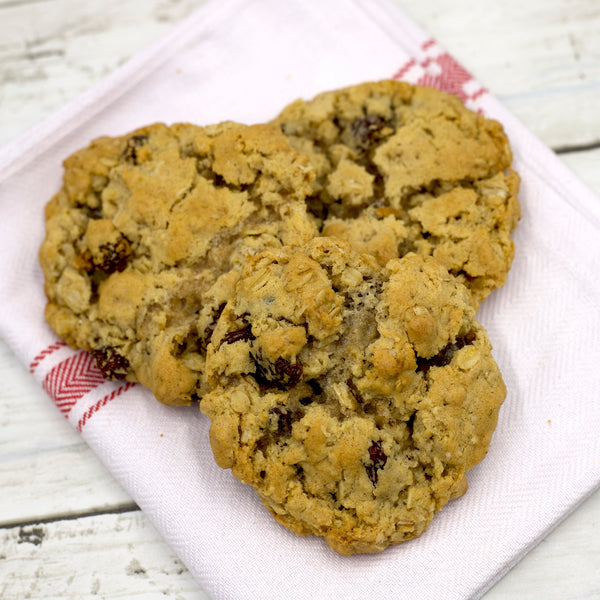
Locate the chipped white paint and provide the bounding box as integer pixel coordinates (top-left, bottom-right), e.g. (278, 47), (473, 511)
(0, 511), (208, 599)
(0, 1), (599, 599)
(0, 0), (206, 146)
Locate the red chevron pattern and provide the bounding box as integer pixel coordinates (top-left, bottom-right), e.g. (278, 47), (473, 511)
(77, 381), (136, 432)
(42, 351), (106, 416)
(393, 39), (487, 109)
(418, 53), (476, 101)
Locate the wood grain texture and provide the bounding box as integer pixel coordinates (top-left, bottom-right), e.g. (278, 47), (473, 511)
(0, 0), (206, 145)
(0, 0), (599, 599)
(0, 511), (209, 599)
(0, 0), (599, 150)
(398, 0), (600, 150)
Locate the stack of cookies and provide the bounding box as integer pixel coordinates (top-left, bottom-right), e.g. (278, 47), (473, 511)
(39, 80), (520, 555)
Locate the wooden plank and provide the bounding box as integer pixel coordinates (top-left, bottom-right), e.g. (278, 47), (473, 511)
(0, 510), (210, 599)
(0, 0), (205, 145)
(398, 0), (600, 149)
(0, 340), (135, 526)
(0, 0), (598, 149)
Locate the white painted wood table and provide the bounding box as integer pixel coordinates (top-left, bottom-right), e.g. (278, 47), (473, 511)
(1, 1), (599, 598)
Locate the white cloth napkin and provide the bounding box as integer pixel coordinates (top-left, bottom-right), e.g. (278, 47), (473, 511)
(1, 0), (599, 598)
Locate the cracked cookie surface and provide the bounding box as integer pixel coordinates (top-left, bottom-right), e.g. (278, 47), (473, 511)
(273, 80), (521, 303)
(201, 237), (506, 555)
(39, 121), (317, 405)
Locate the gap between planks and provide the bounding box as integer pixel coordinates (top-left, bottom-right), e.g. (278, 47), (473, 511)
(553, 140), (600, 155)
(0, 0), (54, 8)
(0, 502), (139, 531)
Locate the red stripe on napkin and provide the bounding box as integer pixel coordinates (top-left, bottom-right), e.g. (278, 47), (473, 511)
(42, 351), (106, 416)
(29, 341), (67, 373)
(394, 39), (487, 109)
(77, 381), (136, 432)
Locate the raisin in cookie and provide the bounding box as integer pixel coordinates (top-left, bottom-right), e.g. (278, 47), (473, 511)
(39, 121), (317, 405)
(272, 80), (521, 303)
(201, 237), (506, 555)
